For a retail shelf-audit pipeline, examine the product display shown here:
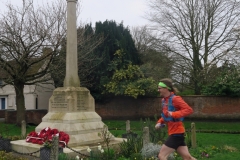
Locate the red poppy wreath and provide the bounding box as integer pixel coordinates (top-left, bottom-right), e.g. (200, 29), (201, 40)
(26, 127), (70, 147)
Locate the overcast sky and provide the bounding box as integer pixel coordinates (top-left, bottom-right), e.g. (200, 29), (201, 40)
(0, 0), (150, 28)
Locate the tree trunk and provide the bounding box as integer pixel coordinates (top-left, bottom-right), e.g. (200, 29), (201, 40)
(194, 80), (201, 95)
(14, 82), (26, 126)
(193, 52), (202, 95)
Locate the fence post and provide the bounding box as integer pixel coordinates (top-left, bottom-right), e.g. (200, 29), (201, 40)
(143, 127), (149, 147)
(50, 136), (59, 160)
(191, 122), (197, 148)
(21, 120), (26, 138)
(126, 120), (130, 133)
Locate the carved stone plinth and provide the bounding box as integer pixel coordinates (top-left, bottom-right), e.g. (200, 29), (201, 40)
(35, 87), (114, 147)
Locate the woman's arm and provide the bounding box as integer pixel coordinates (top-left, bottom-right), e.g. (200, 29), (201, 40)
(171, 96), (193, 119)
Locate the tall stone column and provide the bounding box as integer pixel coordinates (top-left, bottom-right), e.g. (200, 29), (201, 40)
(64, 0), (80, 87)
(11, 0), (123, 153)
(36, 0), (113, 147)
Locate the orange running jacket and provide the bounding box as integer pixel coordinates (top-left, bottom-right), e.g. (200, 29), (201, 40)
(157, 93), (193, 135)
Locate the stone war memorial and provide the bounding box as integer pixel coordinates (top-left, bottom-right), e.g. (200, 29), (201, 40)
(11, 0), (123, 157)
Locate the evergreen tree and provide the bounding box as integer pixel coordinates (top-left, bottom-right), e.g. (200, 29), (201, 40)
(103, 50), (157, 98)
(90, 20), (141, 101)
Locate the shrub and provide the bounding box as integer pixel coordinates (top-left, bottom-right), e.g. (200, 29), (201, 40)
(119, 134), (143, 158)
(140, 116), (167, 144)
(130, 153), (143, 160)
(0, 151), (28, 160)
(141, 143), (174, 160)
(188, 145), (221, 159)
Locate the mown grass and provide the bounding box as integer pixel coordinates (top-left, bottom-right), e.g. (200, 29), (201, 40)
(0, 122), (35, 138)
(104, 119), (240, 146)
(1, 120), (240, 159)
(104, 119), (240, 136)
(197, 133), (240, 149)
(104, 119), (240, 160)
(191, 133), (240, 159)
(184, 120), (240, 132)
(205, 152), (240, 160)
(104, 119), (240, 131)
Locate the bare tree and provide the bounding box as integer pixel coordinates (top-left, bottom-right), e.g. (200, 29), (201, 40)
(0, 0), (67, 125)
(52, 25), (105, 88)
(131, 25), (161, 53)
(131, 25), (173, 82)
(146, 0), (240, 94)
(77, 26), (105, 87)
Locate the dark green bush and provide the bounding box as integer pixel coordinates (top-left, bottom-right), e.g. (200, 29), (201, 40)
(0, 151), (28, 160)
(119, 134), (143, 158)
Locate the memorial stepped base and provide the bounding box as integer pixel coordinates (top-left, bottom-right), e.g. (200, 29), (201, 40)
(11, 138), (124, 158)
(35, 111), (113, 146)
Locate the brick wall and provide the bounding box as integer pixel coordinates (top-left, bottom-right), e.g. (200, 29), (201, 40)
(96, 96), (161, 120)
(0, 109), (6, 118)
(2, 96), (240, 124)
(4, 109), (47, 125)
(183, 96), (240, 119)
(95, 96), (240, 120)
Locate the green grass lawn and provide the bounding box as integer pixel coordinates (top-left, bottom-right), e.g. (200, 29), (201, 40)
(184, 120), (240, 132)
(192, 133), (240, 159)
(0, 122), (35, 138)
(104, 119), (240, 159)
(105, 119), (240, 131)
(1, 120), (240, 159)
(208, 152), (240, 160)
(197, 133), (240, 149)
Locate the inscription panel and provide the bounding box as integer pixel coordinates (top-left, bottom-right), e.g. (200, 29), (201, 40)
(51, 93), (67, 108)
(77, 92), (87, 111)
(51, 103), (68, 108)
(53, 93), (66, 102)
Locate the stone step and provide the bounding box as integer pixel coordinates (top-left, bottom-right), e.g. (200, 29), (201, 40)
(11, 138), (124, 158)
